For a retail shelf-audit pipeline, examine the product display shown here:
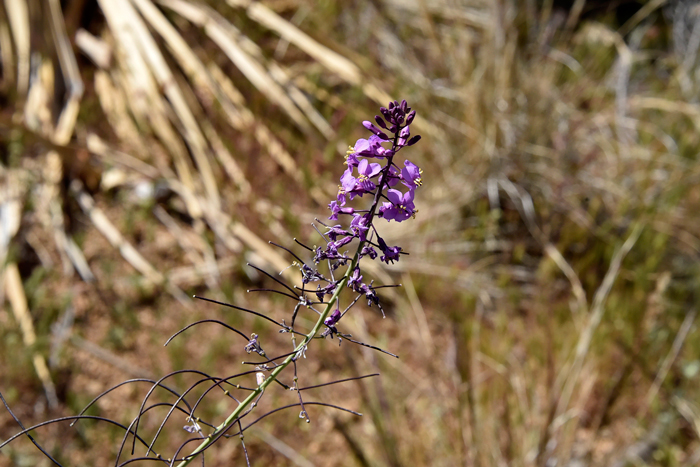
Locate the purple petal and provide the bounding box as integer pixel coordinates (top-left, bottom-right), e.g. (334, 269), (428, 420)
(358, 158), (369, 174)
(386, 189), (402, 204)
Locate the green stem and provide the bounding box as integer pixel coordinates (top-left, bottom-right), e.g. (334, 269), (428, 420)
(175, 252), (361, 466)
(175, 129), (401, 466)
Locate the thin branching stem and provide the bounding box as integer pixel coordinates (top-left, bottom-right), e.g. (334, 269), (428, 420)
(193, 296), (300, 334)
(0, 390), (63, 467)
(174, 119), (406, 466)
(246, 262), (298, 296)
(164, 319), (249, 345)
(298, 373), (380, 391)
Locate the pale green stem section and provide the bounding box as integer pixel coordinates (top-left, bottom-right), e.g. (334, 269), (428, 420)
(175, 133), (399, 466)
(175, 250), (361, 466)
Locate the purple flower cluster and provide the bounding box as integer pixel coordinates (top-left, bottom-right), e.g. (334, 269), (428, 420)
(308, 100), (421, 330)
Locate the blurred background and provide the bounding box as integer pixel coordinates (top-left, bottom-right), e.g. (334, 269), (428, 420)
(1, 0), (700, 465)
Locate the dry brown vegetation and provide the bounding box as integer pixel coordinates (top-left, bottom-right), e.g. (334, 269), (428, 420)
(2, 0), (700, 466)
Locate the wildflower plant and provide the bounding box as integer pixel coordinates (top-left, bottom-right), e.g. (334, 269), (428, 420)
(0, 100), (422, 465)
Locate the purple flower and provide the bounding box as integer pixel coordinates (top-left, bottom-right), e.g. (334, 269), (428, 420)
(401, 160), (423, 189)
(350, 213), (370, 241)
(359, 283), (379, 307)
(377, 237), (402, 264)
(340, 168), (357, 200)
(355, 159), (382, 192)
(300, 264), (324, 284)
(315, 283), (337, 302)
(380, 100), (410, 128)
(325, 224), (349, 241)
(397, 125), (411, 147)
(351, 135), (393, 159)
(345, 151), (360, 168)
(328, 201), (354, 221)
(361, 244), (377, 260)
(324, 308), (341, 327)
(377, 165), (400, 189)
(379, 188), (416, 222)
(381, 246), (401, 264)
(315, 244), (341, 263)
(405, 109), (416, 126)
(406, 135), (421, 146)
(351, 137), (373, 155)
(348, 267), (363, 292)
(339, 159), (382, 200)
(331, 235), (353, 250)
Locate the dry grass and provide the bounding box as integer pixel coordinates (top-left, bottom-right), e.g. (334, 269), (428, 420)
(2, 0), (700, 466)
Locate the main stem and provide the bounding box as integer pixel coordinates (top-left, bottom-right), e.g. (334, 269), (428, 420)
(175, 132), (400, 466)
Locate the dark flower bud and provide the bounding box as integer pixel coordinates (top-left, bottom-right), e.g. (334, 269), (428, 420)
(374, 115), (387, 129)
(407, 135), (421, 146)
(324, 308), (341, 327)
(405, 110), (416, 125)
(362, 121), (389, 140)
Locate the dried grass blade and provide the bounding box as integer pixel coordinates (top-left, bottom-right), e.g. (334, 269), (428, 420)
(267, 62), (334, 139)
(47, 0), (83, 145)
(63, 236), (96, 283)
(166, 180), (242, 253)
(97, 0), (198, 196)
(4, 263), (59, 408)
(235, 0), (441, 139)
(71, 335), (154, 378)
(0, 15), (15, 89)
(119, 1), (253, 196)
(86, 133), (160, 179)
(166, 257), (237, 288)
(153, 204), (221, 291)
(75, 29), (112, 69)
(69, 179), (189, 305)
(646, 309), (697, 405)
(200, 119), (251, 197)
(93, 70), (146, 152)
(70, 179), (163, 284)
(239, 0), (361, 86)
(207, 62), (304, 185)
(230, 222), (292, 281)
(554, 223), (644, 423)
(3, 0), (29, 95)
(123, 0), (221, 210)
(159, 0), (312, 134)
